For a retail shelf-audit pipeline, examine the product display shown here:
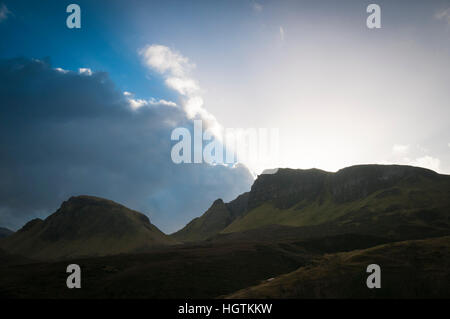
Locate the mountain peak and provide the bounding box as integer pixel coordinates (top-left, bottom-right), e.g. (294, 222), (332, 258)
(211, 198), (225, 207)
(61, 195), (133, 212)
(18, 218), (44, 232)
(172, 197), (232, 242)
(0, 195), (176, 260)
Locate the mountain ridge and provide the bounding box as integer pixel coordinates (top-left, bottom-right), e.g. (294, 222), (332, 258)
(173, 164), (450, 242)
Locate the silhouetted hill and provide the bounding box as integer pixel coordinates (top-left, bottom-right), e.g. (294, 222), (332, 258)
(174, 165), (450, 242)
(172, 199), (233, 242)
(172, 192), (249, 242)
(225, 235), (450, 298)
(0, 227), (13, 238)
(0, 195), (177, 260)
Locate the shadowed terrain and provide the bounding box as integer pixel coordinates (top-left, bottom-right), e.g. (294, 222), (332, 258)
(0, 196), (177, 260)
(0, 241), (313, 298)
(225, 236), (450, 299)
(1, 164), (449, 298)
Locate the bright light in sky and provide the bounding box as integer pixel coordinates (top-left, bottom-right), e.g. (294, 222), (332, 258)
(2, 0), (448, 175)
(190, 2), (450, 174)
(1, 0), (450, 232)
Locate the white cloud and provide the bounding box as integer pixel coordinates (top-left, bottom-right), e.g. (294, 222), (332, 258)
(0, 4), (11, 23)
(139, 44), (222, 137)
(139, 44), (193, 77)
(123, 90), (177, 110)
(127, 97), (177, 110)
(128, 98), (147, 110)
(392, 144), (409, 155)
(78, 68), (92, 76)
(409, 156), (441, 172)
(165, 77), (199, 96)
(149, 98), (177, 107)
(435, 8), (450, 25)
(384, 144), (444, 173)
(252, 2), (263, 13)
(380, 155), (442, 173)
(55, 67), (69, 74)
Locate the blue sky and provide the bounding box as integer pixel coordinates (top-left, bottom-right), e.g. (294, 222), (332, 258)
(0, 0), (177, 101)
(0, 0), (284, 101)
(0, 0), (450, 232)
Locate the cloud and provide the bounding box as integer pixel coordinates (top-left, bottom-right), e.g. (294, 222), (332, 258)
(435, 8), (450, 25)
(385, 144), (444, 173)
(392, 144), (409, 155)
(251, 2), (263, 13)
(0, 3), (11, 23)
(126, 96), (177, 110)
(0, 58), (253, 232)
(409, 156), (441, 173)
(123, 89), (177, 110)
(139, 44), (193, 77)
(78, 68), (92, 76)
(139, 44), (223, 137)
(55, 67), (69, 74)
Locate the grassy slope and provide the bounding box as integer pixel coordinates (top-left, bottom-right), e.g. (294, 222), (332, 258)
(172, 199), (233, 242)
(222, 176), (450, 234)
(225, 235), (450, 298)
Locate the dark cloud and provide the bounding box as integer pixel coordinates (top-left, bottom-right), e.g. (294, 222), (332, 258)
(0, 58), (253, 233)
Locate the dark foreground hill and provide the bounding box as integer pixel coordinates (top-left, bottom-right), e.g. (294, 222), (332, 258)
(0, 248), (32, 266)
(1, 235), (448, 298)
(225, 235), (450, 298)
(0, 196), (177, 260)
(173, 165), (450, 243)
(0, 241), (313, 298)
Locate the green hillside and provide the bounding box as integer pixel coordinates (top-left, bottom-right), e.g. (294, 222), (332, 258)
(172, 199), (233, 242)
(172, 192), (249, 242)
(223, 174), (450, 233)
(174, 165), (450, 242)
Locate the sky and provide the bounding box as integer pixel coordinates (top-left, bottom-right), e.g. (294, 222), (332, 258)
(0, 0), (449, 232)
